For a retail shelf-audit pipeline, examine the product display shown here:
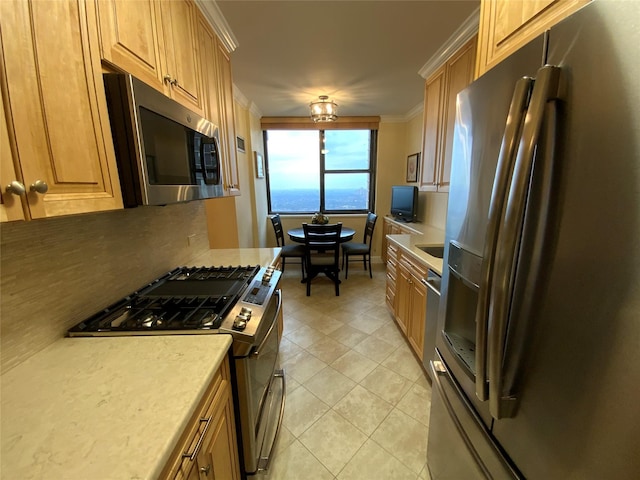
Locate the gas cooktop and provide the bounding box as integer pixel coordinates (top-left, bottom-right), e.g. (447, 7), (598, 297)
(68, 265), (262, 335)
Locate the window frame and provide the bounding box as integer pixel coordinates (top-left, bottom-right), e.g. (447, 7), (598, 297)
(264, 129), (377, 215)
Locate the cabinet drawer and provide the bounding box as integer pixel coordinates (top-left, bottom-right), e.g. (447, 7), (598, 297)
(385, 281), (396, 312)
(159, 357), (228, 479)
(399, 253), (428, 280)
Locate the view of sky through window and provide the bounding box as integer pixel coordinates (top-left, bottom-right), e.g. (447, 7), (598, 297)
(266, 130), (373, 213)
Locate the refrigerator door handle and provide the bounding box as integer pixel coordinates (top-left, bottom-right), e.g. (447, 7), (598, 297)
(488, 65), (561, 420)
(475, 77), (533, 402)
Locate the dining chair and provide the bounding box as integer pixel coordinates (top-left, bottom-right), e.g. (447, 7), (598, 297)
(302, 222), (342, 296)
(341, 212), (378, 279)
(270, 214), (305, 279)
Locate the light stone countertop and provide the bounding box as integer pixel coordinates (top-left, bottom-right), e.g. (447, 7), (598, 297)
(386, 224), (446, 275)
(1, 335), (232, 480)
(1, 248), (282, 479)
(191, 247), (281, 268)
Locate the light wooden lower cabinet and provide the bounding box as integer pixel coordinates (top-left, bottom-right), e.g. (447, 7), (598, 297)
(385, 243), (398, 313)
(160, 356), (240, 480)
(389, 248), (428, 359)
(381, 217), (421, 264)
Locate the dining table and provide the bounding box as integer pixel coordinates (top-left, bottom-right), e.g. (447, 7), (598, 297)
(287, 226), (356, 243)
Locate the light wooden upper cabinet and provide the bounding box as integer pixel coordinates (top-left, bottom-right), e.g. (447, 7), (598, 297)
(158, 0), (204, 115)
(0, 85), (26, 222)
(420, 36), (476, 192)
(419, 66), (446, 191)
(197, 15), (240, 198)
(96, 0), (165, 89)
(1, 0), (123, 220)
(476, 0), (590, 76)
(197, 17), (222, 127)
(216, 42), (240, 196)
(96, 0), (204, 116)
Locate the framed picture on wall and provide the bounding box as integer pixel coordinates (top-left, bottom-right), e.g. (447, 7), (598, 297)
(406, 153), (419, 182)
(254, 151), (264, 178)
(236, 136), (246, 153)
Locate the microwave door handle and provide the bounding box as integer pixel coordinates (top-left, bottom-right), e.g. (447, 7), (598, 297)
(200, 136), (221, 185)
(488, 66), (560, 420)
(475, 77), (533, 402)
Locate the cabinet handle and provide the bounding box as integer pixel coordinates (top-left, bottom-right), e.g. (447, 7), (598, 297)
(29, 180), (48, 194)
(5, 180), (26, 196)
(182, 416), (212, 461)
(199, 464), (211, 476)
(163, 74), (173, 84)
(171, 77), (179, 87)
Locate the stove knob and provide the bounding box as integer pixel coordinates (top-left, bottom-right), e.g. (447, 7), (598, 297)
(240, 307), (253, 319)
(233, 317), (247, 331)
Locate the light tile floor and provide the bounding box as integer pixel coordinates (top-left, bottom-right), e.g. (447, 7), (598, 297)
(264, 262), (433, 480)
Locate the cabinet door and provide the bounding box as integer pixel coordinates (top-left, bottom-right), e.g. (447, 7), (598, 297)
(197, 17), (222, 126)
(195, 382), (241, 480)
(0, 83), (26, 222)
(1, 0), (123, 219)
(476, 0), (589, 75)
(216, 41), (240, 196)
(407, 275), (427, 358)
(420, 65), (446, 191)
(438, 37), (476, 192)
(396, 261), (411, 334)
(96, 0), (165, 90)
(159, 0), (204, 116)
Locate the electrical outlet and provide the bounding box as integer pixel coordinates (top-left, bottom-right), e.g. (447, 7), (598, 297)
(187, 234), (197, 247)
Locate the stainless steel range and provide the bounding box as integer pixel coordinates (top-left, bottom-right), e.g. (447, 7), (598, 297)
(68, 264), (285, 477)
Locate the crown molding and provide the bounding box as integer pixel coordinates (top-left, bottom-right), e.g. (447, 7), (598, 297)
(233, 83), (250, 109)
(418, 7), (480, 79)
(249, 102), (263, 119)
(195, 0), (238, 53)
(405, 102), (424, 121)
(380, 115), (407, 124)
(381, 102), (423, 123)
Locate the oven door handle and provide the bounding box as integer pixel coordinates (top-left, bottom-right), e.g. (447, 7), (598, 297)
(253, 289), (282, 357)
(258, 369), (286, 472)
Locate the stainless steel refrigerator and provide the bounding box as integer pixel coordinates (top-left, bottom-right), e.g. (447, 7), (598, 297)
(427, 1), (640, 478)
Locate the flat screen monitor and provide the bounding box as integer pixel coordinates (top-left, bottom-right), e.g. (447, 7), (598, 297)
(390, 185), (418, 222)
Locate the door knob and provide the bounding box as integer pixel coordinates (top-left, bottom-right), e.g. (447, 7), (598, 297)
(5, 180), (26, 196)
(30, 180), (48, 194)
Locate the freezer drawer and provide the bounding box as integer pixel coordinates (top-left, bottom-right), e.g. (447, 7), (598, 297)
(427, 350), (519, 480)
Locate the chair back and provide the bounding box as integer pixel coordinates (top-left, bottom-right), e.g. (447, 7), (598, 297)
(363, 212), (378, 246)
(270, 214), (286, 247)
(302, 222), (342, 264)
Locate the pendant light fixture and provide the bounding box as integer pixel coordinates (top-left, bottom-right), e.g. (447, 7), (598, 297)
(309, 95), (338, 122)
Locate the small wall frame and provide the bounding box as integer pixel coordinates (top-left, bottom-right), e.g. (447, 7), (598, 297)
(254, 151), (264, 178)
(406, 152), (419, 182)
(236, 136), (246, 153)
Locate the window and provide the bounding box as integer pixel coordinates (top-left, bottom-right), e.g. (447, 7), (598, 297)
(265, 129), (376, 214)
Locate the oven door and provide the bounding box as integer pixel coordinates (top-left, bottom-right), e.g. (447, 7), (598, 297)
(233, 289), (285, 476)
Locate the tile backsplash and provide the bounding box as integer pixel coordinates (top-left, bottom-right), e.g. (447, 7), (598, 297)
(0, 202), (211, 374)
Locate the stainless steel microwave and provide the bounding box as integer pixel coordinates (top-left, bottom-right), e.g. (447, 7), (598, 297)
(103, 74), (223, 207)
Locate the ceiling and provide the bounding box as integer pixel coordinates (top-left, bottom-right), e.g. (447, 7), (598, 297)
(213, 0), (480, 119)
